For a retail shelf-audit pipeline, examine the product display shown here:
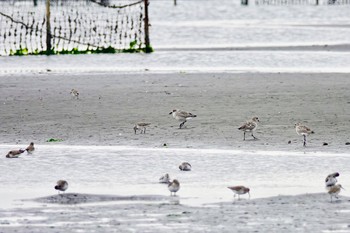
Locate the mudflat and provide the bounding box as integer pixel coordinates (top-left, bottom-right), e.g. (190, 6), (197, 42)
(0, 72), (349, 151)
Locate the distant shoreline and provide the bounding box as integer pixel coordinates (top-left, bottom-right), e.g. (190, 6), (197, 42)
(156, 43), (350, 52)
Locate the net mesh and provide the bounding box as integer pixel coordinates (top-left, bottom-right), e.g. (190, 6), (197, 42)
(0, 0), (146, 55)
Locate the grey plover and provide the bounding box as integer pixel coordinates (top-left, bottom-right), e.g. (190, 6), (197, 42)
(26, 142), (35, 154)
(159, 173), (171, 184)
(133, 123), (151, 134)
(168, 179), (180, 196)
(169, 109), (197, 129)
(70, 89), (79, 99)
(295, 122), (314, 147)
(238, 117), (260, 140)
(179, 162), (192, 171)
(5, 149), (25, 158)
(328, 184), (344, 202)
(227, 186), (250, 199)
(55, 180), (68, 194)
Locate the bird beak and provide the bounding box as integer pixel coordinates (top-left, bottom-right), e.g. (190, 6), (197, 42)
(169, 112), (172, 115)
(341, 186), (346, 190)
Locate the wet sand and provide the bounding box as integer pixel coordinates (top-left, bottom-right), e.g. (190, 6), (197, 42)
(0, 193), (349, 232)
(0, 72), (349, 151)
(1, 72), (350, 232)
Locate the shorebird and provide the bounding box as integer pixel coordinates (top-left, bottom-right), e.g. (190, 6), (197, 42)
(133, 122), (151, 134)
(169, 109), (197, 129)
(295, 122), (314, 147)
(168, 179), (180, 196)
(325, 172), (340, 190)
(159, 173), (171, 184)
(227, 186), (250, 200)
(70, 89), (79, 99)
(5, 149), (25, 158)
(26, 142), (35, 154)
(328, 184), (344, 202)
(179, 162), (191, 171)
(238, 117), (260, 140)
(55, 180), (68, 194)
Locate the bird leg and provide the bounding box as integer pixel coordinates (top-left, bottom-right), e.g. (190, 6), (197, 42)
(251, 132), (257, 140)
(243, 132), (246, 141)
(179, 121), (186, 129)
(303, 135), (307, 147)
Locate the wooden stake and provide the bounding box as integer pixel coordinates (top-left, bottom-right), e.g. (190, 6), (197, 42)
(46, 0), (52, 54)
(144, 0), (151, 52)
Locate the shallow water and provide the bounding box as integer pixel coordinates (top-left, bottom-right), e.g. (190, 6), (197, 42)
(1, 145), (349, 209)
(1, 2), (350, 74)
(150, 2), (350, 48)
(1, 50), (350, 74)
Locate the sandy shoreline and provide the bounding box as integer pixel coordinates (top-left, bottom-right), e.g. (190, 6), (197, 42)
(0, 72), (349, 151)
(1, 71), (350, 232)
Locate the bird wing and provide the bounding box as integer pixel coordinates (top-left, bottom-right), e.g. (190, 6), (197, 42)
(300, 125), (312, 133)
(239, 121), (255, 130)
(137, 123), (151, 127)
(177, 111), (192, 118)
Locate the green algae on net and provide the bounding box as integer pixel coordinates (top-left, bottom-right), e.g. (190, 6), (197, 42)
(46, 138), (64, 142)
(8, 42), (153, 56)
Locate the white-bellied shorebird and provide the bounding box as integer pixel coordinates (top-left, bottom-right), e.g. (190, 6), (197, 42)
(133, 123), (151, 134)
(238, 117), (260, 140)
(325, 172), (340, 190)
(228, 185), (250, 200)
(179, 162), (191, 171)
(328, 184), (344, 202)
(70, 89), (79, 99)
(5, 149), (25, 158)
(26, 142), (35, 154)
(295, 122), (314, 147)
(159, 173), (171, 184)
(169, 109), (197, 129)
(168, 179), (180, 196)
(55, 180), (68, 194)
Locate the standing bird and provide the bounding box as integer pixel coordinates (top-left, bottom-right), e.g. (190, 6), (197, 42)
(238, 117), (260, 140)
(70, 89), (79, 99)
(6, 149), (25, 158)
(26, 142), (35, 154)
(295, 122), (314, 147)
(55, 180), (68, 194)
(168, 179), (180, 196)
(179, 162), (192, 171)
(169, 109), (197, 129)
(325, 172), (340, 190)
(328, 184), (345, 202)
(159, 173), (171, 184)
(133, 123), (151, 134)
(227, 186), (250, 200)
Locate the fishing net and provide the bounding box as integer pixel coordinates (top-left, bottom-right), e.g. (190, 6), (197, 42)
(0, 0), (146, 55)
